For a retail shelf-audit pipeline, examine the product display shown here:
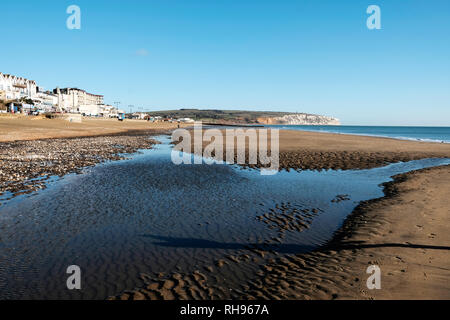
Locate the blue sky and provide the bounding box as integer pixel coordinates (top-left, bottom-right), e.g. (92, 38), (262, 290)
(1, 0), (449, 125)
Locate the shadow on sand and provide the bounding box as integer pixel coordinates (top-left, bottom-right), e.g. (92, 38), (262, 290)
(143, 235), (450, 255)
(141, 234), (316, 254)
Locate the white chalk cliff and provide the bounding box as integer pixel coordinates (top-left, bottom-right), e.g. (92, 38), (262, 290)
(258, 114), (340, 125)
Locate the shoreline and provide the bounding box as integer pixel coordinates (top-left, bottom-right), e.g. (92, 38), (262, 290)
(287, 130), (450, 144)
(262, 125), (450, 144)
(186, 128), (450, 171)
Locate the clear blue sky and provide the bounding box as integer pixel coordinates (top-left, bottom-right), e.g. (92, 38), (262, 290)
(1, 0), (449, 125)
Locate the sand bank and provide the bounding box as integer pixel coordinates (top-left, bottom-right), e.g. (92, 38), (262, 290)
(185, 128), (450, 170)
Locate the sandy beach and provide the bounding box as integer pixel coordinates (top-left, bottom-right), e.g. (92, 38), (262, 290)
(275, 129), (450, 170)
(1, 117), (449, 300)
(0, 115), (183, 142)
(187, 128), (450, 170)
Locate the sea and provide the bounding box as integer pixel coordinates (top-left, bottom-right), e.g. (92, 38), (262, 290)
(263, 125), (450, 143)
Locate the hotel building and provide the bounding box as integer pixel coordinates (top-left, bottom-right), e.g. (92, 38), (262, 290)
(53, 87), (104, 113)
(0, 72), (37, 101)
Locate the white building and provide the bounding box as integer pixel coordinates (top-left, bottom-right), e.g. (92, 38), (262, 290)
(78, 104), (102, 116)
(177, 117), (195, 123)
(131, 112), (148, 120)
(99, 104), (118, 117)
(1, 72), (117, 117)
(53, 87), (104, 113)
(0, 72), (37, 101)
(34, 90), (58, 112)
(108, 109), (125, 118)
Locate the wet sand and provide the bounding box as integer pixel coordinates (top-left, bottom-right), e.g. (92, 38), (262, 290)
(275, 130), (450, 170)
(111, 129), (450, 300)
(187, 129), (450, 170)
(111, 165), (450, 300)
(241, 165), (450, 299)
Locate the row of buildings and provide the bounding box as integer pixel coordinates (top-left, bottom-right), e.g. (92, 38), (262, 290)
(0, 72), (123, 117)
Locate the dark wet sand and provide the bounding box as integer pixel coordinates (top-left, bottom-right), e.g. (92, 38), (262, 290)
(240, 165), (450, 300)
(111, 165), (450, 300)
(185, 128), (450, 170)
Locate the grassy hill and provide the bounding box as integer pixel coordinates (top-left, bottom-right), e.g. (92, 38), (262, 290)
(145, 109), (295, 123)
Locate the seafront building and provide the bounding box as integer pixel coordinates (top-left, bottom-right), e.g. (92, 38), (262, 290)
(53, 87), (104, 113)
(0, 72), (37, 101)
(131, 112), (148, 120)
(0, 71), (120, 117)
(35, 90), (59, 112)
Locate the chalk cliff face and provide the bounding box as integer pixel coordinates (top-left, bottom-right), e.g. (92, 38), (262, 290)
(257, 113), (340, 125)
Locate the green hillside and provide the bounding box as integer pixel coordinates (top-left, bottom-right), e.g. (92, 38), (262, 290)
(145, 109), (295, 123)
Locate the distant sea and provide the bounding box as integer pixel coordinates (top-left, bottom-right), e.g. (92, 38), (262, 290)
(264, 125), (450, 143)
